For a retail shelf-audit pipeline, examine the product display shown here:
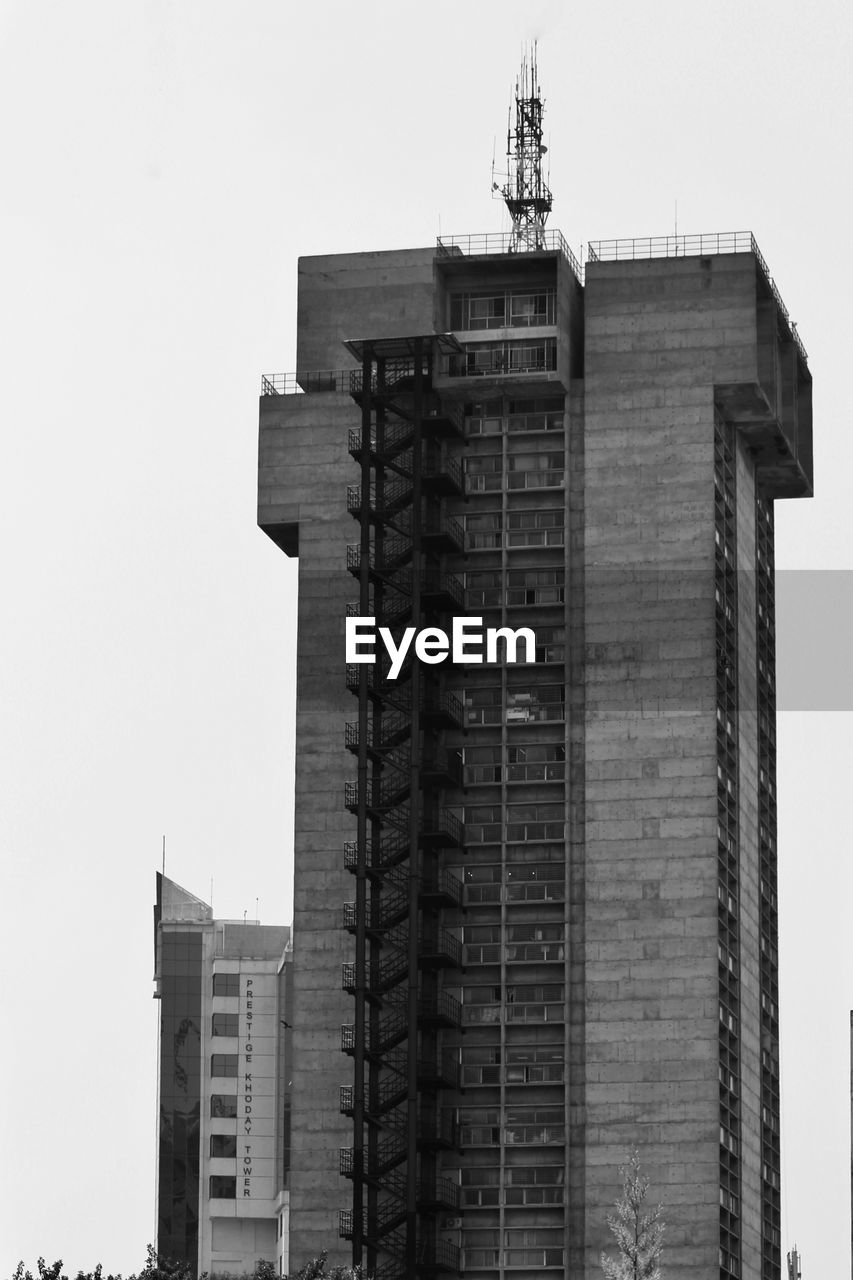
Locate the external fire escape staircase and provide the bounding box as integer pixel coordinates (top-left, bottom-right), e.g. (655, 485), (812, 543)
(339, 335), (466, 1280)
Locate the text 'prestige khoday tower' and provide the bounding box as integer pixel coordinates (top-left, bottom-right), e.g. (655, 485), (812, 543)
(257, 57), (812, 1280)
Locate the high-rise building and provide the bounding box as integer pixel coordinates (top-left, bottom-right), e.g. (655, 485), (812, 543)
(257, 223), (812, 1280)
(153, 873), (292, 1276)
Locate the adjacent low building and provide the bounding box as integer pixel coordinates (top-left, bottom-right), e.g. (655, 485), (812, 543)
(153, 873), (292, 1276)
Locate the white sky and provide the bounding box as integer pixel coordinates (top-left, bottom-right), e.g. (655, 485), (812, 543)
(1, 0), (851, 1275)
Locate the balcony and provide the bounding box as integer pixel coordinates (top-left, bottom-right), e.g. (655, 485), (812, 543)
(445, 338), (557, 382)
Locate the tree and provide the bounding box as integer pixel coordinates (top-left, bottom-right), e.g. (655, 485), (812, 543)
(12, 1262), (123, 1280)
(137, 1248), (193, 1280)
(600, 1148), (664, 1280)
(284, 1254), (368, 1280)
(9, 1248), (280, 1280)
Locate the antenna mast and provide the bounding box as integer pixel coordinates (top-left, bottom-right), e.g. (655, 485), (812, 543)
(498, 43), (552, 251)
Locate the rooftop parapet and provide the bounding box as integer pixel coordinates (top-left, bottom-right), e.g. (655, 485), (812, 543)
(436, 229), (583, 286)
(587, 230), (808, 364)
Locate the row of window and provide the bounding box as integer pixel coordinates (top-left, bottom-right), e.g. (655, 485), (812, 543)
(462, 1061), (563, 1085)
(467, 451), (564, 490)
(450, 290), (556, 330)
(463, 1223), (564, 1242)
(464, 983), (564, 1013)
(465, 741), (565, 785)
(465, 686), (566, 728)
(463, 856), (565, 904)
(465, 922), (564, 943)
(464, 1249), (563, 1271)
(715, 414), (742, 1280)
(467, 567), (565, 608)
(449, 339), (558, 379)
(464, 924), (564, 966)
(468, 412), (563, 436)
(465, 396), (564, 437)
(462, 1123), (565, 1147)
(467, 507), (564, 538)
(465, 801), (565, 844)
(464, 1185), (563, 1207)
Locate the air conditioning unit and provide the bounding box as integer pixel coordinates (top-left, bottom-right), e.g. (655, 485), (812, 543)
(443, 1217), (462, 1231)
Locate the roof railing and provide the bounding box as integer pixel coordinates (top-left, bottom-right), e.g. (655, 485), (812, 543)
(587, 231), (808, 363)
(437, 230), (582, 285)
(260, 370), (352, 396)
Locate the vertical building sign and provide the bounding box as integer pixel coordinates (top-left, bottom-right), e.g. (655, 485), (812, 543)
(238, 970), (277, 1205)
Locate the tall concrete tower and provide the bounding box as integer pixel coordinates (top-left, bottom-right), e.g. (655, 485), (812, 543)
(257, 228), (811, 1280)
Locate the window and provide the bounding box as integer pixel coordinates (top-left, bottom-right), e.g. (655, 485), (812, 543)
(466, 454), (502, 492)
(508, 291), (554, 326)
(506, 742), (565, 782)
(459, 1107), (500, 1145)
(464, 686), (502, 727)
(506, 567), (565, 607)
(448, 290), (555, 330)
(459, 1166), (500, 1207)
(209, 1176), (237, 1199)
(506, 855), (565, 903)
(451, 293), (505, 329)
(462, 985), (502, 1025)
(464, 804), (502, 843)
(506, 508), (564, 547)
(451, 290), (555, 331)
(504, 1104), (565, 1143)
(463, 1226), (500, 1271)
(210, 1134), (237, 1158)
(532, 626), (565, 664)
(211, 1054), (238, 1078)
(463, 863), (502, 903)
(210, 1094), (237, 1118)
(464, 744), (502, 785)
(212, 1012), (238, 1037)
(507, 394), (564, 432)
(505, 983), (565, 1025)
(505, 1045), (564, 1084)
(507, 450), (564, 489)
(213, 973), (239, 997)
(463, 924), (502, 967)
(461, 1044), (501, 1085)
(466, 570), (503, 609)
(506, 801), (564, 842)
(465, 510), (502, 548)
(506, 684), (565, 724)
(466, 401), (503, 436)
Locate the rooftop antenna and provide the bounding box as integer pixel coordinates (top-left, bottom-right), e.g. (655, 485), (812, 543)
(493, 42), (552, 251)
(162, 835), (166, 877)
(786, 1245), (801, 1280)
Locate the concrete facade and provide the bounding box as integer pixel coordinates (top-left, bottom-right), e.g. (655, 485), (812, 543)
(258, 235), (811, 1280)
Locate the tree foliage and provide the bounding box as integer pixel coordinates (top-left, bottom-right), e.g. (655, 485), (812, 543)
(10, 1250), (367, 1280)
(284, 1254), (367, 1280)
(10, 1250), (280, 1280)
(600, 1148), (665, 1280)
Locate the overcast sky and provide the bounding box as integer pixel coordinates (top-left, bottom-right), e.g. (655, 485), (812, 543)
(1, 0), (851, 1275)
